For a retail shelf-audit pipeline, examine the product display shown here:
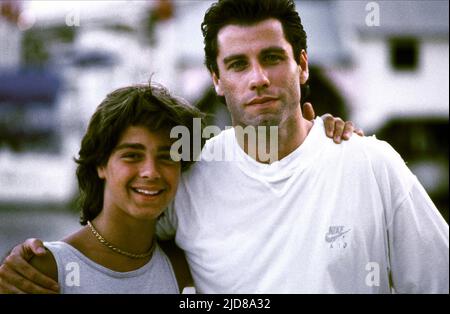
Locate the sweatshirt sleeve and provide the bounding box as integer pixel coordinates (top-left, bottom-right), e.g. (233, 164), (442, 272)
(363, 136), (449, 293)
(387, 177), (449, 293)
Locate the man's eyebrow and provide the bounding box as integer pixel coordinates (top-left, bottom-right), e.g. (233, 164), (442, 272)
(223, 54), (247, 65)
(222, 47), (288, 64)
(260, 46), (288, 55)
(114, 143), (146, 151)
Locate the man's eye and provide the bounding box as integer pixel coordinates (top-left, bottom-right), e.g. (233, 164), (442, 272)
(228, 60), (247, 71)
(263, 54), (283, 64)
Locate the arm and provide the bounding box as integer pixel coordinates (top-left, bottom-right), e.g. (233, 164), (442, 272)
(0, 239), (59, 294)
(368, 139), (449, 293)
(159, 239), (194, 293)
(388, 179), (449, 293)
(302, 102), (364, 143)
(157, 206), (193, 292)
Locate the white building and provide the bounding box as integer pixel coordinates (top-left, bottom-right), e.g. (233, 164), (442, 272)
(328, 0), (449, 133)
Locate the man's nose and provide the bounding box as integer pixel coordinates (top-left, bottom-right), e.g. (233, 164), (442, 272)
(140, 158), (161, 179)
(249, 63), (270, 91)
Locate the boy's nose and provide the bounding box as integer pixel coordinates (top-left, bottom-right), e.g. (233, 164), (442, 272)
(140, 159), (161, 179)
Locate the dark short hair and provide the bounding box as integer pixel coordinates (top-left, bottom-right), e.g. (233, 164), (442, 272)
(202, 0), (308, 77)
(75, 83), (204, 225)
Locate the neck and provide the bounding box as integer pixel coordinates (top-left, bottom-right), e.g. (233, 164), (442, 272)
(277, 115), (313, 161)
(235, 114), (313, 164)
(91, 209), (156, 256)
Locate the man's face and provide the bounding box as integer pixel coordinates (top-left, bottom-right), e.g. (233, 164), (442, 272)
(97, 126), (181, 221)
(212, 18), (309, 128)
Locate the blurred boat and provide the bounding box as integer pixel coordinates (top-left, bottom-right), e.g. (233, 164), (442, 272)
(0, 68), (77, 205)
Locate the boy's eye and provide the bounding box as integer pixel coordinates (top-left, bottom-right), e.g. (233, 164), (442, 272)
(159, 153), (178, 163)
(121, 152), (142, 160)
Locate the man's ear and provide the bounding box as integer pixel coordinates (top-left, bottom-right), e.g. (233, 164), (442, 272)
(212, 72), (224, 96)
(299, 50), (309, 84)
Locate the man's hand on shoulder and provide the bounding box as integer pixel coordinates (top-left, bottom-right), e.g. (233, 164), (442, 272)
(0, 238), (59, 294)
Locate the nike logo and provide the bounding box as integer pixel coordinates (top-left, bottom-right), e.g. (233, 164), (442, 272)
(325, 229), (351, 243)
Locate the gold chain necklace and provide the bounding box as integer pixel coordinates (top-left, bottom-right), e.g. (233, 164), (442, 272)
(87, 221), (155, 259)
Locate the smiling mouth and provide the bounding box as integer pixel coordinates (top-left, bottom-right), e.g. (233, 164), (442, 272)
(131, 188), (164, 197)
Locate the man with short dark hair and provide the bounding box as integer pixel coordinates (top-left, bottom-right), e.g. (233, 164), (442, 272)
(156, 0), (448, 293)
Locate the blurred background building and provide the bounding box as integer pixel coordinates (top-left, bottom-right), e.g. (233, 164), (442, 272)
(1, 0), (448, 258)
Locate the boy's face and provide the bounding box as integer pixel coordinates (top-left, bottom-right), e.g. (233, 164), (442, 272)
(212, 18), (309, 128)
(97, 126), (181, 221)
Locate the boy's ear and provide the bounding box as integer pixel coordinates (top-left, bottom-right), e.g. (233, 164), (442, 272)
(212, 73), (224, 96)
(299, 50), (309, 84)
(97, 166), (106, 179)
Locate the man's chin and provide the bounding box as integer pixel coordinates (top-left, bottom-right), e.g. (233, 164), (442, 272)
(251, 116), (281, 128)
